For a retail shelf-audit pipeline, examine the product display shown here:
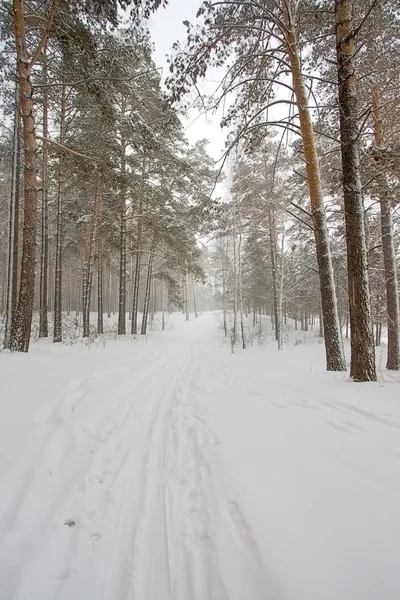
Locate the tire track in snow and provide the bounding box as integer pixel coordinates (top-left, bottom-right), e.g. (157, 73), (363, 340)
(3, 354), (170, 600)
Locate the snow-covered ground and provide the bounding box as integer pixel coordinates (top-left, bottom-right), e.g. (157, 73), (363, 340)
(1, 312), (400, 600)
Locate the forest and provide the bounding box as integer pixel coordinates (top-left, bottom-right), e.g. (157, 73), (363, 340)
(0, 1), (399, 383)
(1, 2), (400, 599)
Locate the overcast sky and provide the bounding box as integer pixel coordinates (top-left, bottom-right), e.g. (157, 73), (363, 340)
(148, 0), (226, 161)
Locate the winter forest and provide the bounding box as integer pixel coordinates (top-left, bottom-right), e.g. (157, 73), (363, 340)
(1, 1), (400, 599)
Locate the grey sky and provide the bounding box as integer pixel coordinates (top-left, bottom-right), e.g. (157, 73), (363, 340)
(149, 0), (226, 161)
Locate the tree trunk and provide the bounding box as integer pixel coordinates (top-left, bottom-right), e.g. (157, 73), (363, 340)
(97, 249), (103, 334)
(268, 208), (280, 347)
(10, 0), (57, 351)
(335, 0), (376, 381)
(53, 83), (66, 343)
(39, 50), (49, 338)
(4, 78), (20, 349)
(118, 140), (127, 334)
(131, 198), (142, 335)
(107, 260), (112, 318)
(10, 1), (38, 352)
(192, 277), (198, 318)
(372, 85), (399, 370)
(283, 0), (346, 371)
(185, 271), (189, 321)
(161, 279), (165, 331)
(97, 199), (103, 334)
(141, 238), (156, 335)
(83, 181), (100, 338)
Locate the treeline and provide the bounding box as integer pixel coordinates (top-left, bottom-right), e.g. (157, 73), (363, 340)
(0, 0), (218, 349)
(167, 0), (400, 382)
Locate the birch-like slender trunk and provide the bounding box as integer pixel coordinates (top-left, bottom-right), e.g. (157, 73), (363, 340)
(53, 82), (66, 343)
(335, 0), (376, 381)
(39, 50), (49, 338)
(141, 238), (156, 335)
(372, 85), (399, 370)
(4, 78), (20, 349)
(282, 0), (346, 371)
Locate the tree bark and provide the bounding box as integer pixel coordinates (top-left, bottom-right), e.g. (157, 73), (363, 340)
(192, 277), (198, 318)
(4, 78), (20, 349)
(39, 50), (49, 338)
(83, 181), (100, 337)
(268, 208), (280, 348)
(97, 245), (103, 334)
(10, 0), (58, 352)
(141, 237), (156, 335)
(10, 0), (38, 351)
(283, 0), (346, 371)
(372, 85), (400, 370)
(53, 83), (66, 343)
(118, 139), (127, 334)
(335, 0), (376, 381)
(131, 198), (142, 334)
(185, 270), (189, 321)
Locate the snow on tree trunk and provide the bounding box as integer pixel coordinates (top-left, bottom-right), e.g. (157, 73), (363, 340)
(283, 0), (346, 372)
(335, 0), (376, 381)
(372, 85), (400, 370)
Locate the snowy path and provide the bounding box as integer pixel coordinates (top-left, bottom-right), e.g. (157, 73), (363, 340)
(1, 313), (400, 599)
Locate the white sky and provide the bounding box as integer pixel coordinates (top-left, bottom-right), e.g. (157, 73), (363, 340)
(148, 0), (226, 161)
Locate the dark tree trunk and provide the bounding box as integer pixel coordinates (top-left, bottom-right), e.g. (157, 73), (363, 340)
(97, 246), (103, 334)
(107, 260), (112, 318)
(118, 140), (127, 334)
(83, 181), (100, 338)
(39, 50), (49, 338)
(4, 78), (20, 349)
(283, 0), (346, 371)
(53, 83), (66, 343)
(131, 199), (142, 334)
(192, 277), (198, 318)
(372, 85), (400, 370)
(335, 0), (376, 381)
(268, 208), (280, 346)
(141, 238), (156, 335)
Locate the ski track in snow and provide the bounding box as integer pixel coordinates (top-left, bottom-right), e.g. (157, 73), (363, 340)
(1, 312), (400, 600)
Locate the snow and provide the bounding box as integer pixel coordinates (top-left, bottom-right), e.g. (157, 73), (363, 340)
(1, 312), (400, 600)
